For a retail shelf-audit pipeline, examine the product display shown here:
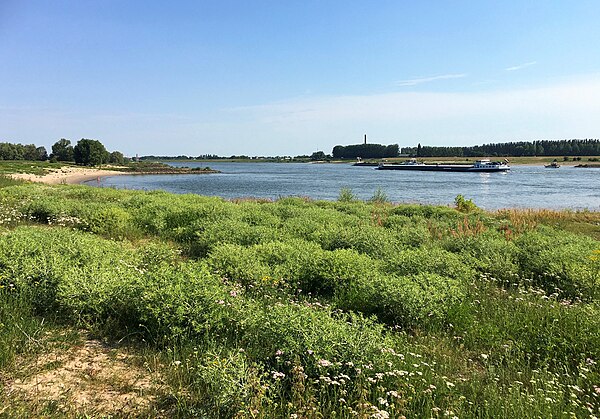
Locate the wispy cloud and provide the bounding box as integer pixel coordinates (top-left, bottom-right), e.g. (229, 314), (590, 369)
(505, 61), (537, 71)
(395, 73), (467, 86)
(219, 75), (600, 154)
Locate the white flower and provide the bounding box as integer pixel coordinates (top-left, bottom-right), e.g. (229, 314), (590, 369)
(271, 371), (285, 380)
(317, 359), (332, 367)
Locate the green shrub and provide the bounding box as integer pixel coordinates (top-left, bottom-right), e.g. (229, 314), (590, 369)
(515, 227), (600, 299)
(338, 272), (466, 329)
(384, 245), (475, 282)
(382, 214), (432, 247)
(337, 187), (357, 202)
(455, 194), (479, 213)
(442, 232), (521, 283)
(368, 187), (389, 204)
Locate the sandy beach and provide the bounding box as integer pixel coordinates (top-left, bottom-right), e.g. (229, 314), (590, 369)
(10, 166), (126, 185)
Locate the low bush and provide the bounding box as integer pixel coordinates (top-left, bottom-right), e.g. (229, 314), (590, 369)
(515, 227), (600, 300)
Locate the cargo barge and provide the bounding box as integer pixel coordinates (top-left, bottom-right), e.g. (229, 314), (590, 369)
(376, 159), (510, 172)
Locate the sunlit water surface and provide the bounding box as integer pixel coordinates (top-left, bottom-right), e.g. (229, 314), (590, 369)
(89, 162), (600, 210)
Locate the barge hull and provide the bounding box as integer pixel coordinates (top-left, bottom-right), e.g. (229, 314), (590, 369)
(376, 165), (509, 172)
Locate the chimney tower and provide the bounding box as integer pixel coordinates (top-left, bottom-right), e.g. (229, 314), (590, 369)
(364, 134), (367, 145)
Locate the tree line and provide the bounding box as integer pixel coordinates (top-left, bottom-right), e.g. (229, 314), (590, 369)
(0, 143), (48, 161)
(331, 143), (400, 159)
(0, 138), (126, 166)
(401, 139), (600, 157)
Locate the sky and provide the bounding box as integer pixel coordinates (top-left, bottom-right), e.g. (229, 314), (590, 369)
(2, 1), (600, 157)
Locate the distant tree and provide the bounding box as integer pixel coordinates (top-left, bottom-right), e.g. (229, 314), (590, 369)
(108, 151), (125, 165)
(0, 143), (22, 160)
(73, 139), (109, 166)
(36, 146), (48, 160)
(52, 139), (74, 161)
(331, 143), (399, 159)
(310, 151), (327, 161)
(22, 144), (48, 160)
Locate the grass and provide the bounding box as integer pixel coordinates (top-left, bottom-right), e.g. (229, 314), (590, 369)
(0, 182), (598, 417)
(0, 161), (70, 176)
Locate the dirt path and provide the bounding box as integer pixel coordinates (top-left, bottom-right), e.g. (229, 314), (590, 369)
(2, 335), (170, 417)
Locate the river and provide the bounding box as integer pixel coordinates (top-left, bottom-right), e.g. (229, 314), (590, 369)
(88, 162), (600, 210)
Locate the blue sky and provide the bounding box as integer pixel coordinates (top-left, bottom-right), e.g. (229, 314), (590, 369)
(2, 1), (600, 156)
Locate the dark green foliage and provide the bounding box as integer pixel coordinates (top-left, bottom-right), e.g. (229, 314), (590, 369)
(309, 150), (328, 161)
(51, 138), (74, 161)
(332, 143), (399, 159)
(108, 150), (125, 164)
(402, 138), (600, 157)
(73, 138), (109, 166)
(0, 142), (47, 161)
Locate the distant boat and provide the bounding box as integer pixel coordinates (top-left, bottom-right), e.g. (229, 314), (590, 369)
(545, 161), (560, 168)
(377, 159), (510, 172)
(352, 157), (378, 167)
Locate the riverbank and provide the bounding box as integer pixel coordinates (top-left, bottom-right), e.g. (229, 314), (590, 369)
(9, 166), (126, 185)
(6, 162), (220, 185)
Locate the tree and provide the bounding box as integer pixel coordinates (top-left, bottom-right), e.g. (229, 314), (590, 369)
(36, 146), (48, 161)
(108, 151), (125, 165)
(73, 139), (109, 166)
(310, 151), (327, 161)
(52, 139), (74, 161)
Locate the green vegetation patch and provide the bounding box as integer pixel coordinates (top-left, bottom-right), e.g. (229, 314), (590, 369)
(0, 184), (599, 417)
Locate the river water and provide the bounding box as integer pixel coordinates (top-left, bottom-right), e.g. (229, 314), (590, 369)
(89, 162), (600, 210)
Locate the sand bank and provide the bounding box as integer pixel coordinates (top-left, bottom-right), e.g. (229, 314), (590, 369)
(10, 167), (126, 185)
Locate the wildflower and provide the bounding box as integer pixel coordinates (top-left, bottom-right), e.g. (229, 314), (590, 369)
(317, 359), (332, 367)
(275, 349), (283, 356)
(271, 371), (285, 380)
(172, 360), (181, 367)
(445, 381), (455, 388)
(386, 390), (399, 398)
(370, 407), (389, 419)
(480, 353), (489, 360)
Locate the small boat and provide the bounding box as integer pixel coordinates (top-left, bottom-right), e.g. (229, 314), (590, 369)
(377, 159), (510, 172)
(352, 157), (379, 167)
(545, 160), (560, 168)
